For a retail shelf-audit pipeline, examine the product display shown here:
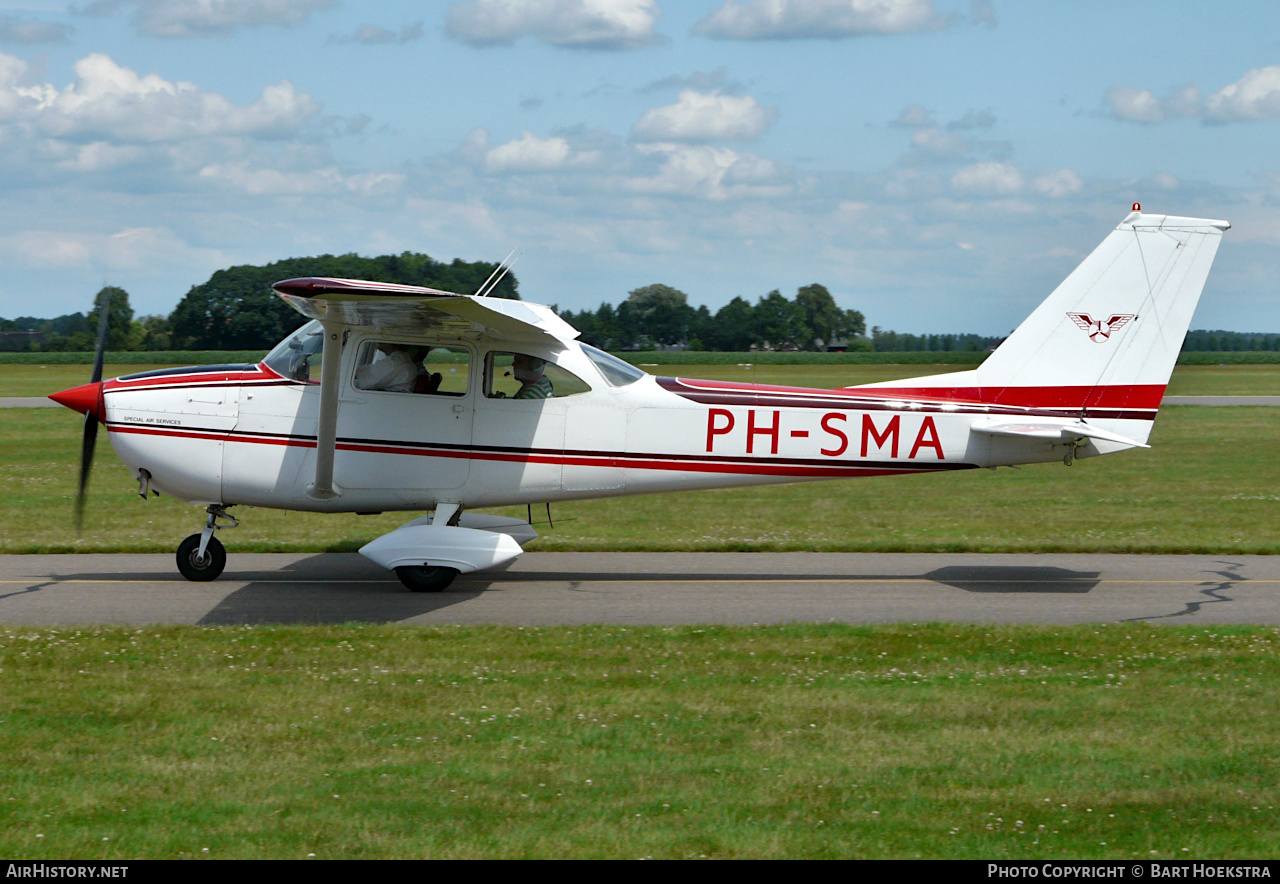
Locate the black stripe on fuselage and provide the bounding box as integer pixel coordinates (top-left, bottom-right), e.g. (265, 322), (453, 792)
(117, 363), (260, 381)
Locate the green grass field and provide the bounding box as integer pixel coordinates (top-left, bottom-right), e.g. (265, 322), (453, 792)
(2, 622), (1278, 859)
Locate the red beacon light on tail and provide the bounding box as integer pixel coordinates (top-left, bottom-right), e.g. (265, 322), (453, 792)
(1133, 202), (1141, 211)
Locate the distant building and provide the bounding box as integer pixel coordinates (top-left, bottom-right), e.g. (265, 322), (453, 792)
(0, 330), (42, 352)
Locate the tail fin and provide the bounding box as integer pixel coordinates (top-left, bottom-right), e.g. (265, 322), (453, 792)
(853, 209), (1229, 438)
(974, 209), (1229, 408)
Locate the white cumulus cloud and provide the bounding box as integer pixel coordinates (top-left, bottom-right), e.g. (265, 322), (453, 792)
(890, 103), (934, 128)
(485, 131), (574, 172)
(198, 163), (404, 196)
(951, 161), (1023, 195)
(83, 0), (336, 38)
(1105, 84), (1200, 124)
(627, 143), (786, 200)
(694, 0), (952, 41)
(1206, 66), (1280, 122)
(2, 225), (225, 273)
(1031, 169), (1082, 198)
(1107, 68), (1280, 125)
(328, 22), (424, 45)
(0, 52), (318, 143)
(633, 90), (775, 141)
(908, 127), (970, 159)
(446, 0), (661, 49)
(0, 15), (73, 44)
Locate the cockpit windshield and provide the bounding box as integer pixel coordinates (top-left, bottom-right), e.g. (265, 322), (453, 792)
(262, 320), (324, 382)
(581, 343), (645, 387)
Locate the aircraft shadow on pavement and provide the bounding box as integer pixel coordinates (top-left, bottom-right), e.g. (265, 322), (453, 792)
(475, 565), (1103, 595)
(196, 554), (490, 625)
(43, 557), (1105, 625)
(924, 565), (1101, 594)
(198, 561), (1105, 624)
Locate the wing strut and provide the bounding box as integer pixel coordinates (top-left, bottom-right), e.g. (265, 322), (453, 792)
(306, 319), (344, 500)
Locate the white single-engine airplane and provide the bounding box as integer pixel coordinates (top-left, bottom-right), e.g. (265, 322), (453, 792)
(51, 207), (1229, 591)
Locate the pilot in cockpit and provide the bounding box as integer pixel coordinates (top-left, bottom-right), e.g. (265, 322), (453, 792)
(512, 354), (553, 399)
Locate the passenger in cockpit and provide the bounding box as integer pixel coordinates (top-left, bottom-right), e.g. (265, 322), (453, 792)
(355, 343), (425, 392)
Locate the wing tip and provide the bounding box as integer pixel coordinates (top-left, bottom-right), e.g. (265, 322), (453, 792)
(271, 277), (465, 299)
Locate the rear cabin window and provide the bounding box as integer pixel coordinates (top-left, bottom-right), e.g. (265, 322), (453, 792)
(353, 341), (471, 396)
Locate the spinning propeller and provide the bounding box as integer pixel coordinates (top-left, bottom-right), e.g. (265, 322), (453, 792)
(48, 292), (111, 531)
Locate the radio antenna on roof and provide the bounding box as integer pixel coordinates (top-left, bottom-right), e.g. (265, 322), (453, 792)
(474, 248), (521, 298)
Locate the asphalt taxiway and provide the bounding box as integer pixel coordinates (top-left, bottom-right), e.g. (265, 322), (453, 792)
(1, 552), (1275, 627)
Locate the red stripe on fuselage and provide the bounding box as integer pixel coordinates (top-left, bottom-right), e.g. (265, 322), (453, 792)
(658, 377), (1163, 416)
(847, 384), (1166, 410)
(106, 422), (966, 479)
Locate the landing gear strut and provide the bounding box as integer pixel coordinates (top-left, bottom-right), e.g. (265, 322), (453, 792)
(177, 505), (237, 582)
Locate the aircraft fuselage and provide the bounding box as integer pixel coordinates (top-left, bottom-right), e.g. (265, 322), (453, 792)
(97, 321), (1152, 514)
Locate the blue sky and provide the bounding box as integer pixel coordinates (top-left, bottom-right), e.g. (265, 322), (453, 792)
(0, 0), (1276, 335)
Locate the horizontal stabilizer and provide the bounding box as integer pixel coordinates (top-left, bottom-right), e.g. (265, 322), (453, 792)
(971, 419), (1149, 449)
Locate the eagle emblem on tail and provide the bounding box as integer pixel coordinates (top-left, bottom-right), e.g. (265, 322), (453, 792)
(1067, 312), (1135, 342)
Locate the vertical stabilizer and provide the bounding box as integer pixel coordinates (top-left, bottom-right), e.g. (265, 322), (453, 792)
(973, 210), (1229, 409)
(851, 210), (1229, 433)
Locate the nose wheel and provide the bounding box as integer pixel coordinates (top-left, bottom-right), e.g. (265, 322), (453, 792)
(176, 505), (237, 582)
(177, 534), (227, 581)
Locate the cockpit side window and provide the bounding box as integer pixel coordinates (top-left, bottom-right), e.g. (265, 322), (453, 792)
(484, 351), (591, 399)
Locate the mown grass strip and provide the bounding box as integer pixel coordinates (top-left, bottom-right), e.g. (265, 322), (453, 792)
(1, 623), (1276, 859)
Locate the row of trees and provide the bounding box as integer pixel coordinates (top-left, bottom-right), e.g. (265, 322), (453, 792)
(1, 255), (873, 353)
(0, 287), (154, 353)
(558, 283), (867, 352)
(16, 250), (1269, 355)
(1, 252), (519, 352)
(867, 328), (1004, 353)
(1182, 330), (1280, 351)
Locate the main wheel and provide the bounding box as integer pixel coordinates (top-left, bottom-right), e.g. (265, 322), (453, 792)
(395, 565), (459, 593)
(176, 534), (226, 582)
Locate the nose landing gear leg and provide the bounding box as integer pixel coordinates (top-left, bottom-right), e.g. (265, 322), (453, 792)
(176, 505), (238, 582)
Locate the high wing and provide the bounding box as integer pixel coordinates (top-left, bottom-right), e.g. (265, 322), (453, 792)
(271, 277), (581, 500)
(272, 277), (579, 346)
